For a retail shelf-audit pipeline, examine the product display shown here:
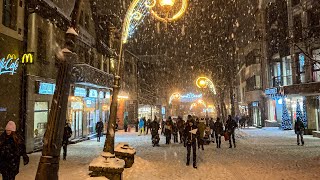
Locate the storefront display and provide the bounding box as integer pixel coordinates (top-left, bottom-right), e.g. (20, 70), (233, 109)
(34, 102), (49, 149)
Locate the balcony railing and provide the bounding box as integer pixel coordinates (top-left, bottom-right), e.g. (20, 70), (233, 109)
(271, 75), (293, 87)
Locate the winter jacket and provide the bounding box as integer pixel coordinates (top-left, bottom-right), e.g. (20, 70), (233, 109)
(172, 124), (178, 135)
(164, 124), (172, 135)
(150, 121), (160, 135)
(213, 121), (224, 135)
(294, 120), (305, 133)
(184, 124), (199, 144)
(198, 122), (206, 139)
(0, 132), (29, 175)
(96, 121), (104, 133)
(139, 119), (145, 129)
(63, 125), (72, 144)
(225, 119), (238, 133)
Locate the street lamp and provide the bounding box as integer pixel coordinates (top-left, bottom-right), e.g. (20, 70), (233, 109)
(104, 0), (188, 156)
(196, 76), (217, 95)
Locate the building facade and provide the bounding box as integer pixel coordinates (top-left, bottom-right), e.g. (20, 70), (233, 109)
(235, 0), (320, 135)
(0, 0), (25, 134)
(0, 0), (117, 152)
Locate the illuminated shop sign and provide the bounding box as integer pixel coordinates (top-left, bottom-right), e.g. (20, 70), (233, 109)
(265, 88), (277, 95)
(180, 93), (203, 102)
(21, 53), (34, 64)
(74, 87), (87, 97)
(39, 82), (56, 95)
(0, 57), (19, 75)
(89, 89), (98, 98)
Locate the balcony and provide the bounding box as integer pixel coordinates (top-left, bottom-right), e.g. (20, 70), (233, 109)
(71, 63), (114, 89)
(271, 76), (293, 87)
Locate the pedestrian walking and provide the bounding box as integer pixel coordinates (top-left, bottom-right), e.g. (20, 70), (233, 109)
(0, 121), (29, 180)
(135, 118), (139, 132)
(294, 117), (305, 146)
(225, 115), (238, 148)
(197, 118), (206, 150)
(143, 118), (147, 134)
(139, 118), (145, 135)
(213, 118), (224, 148)
(164, 121), (172, 144)
(177, 117), (185, 144)
(184, 115), (199, 169)
(124, 116), (128, 132)
(96, 119), (104, 142)
(150, 119), (160, 147)
(146, 119), (151, 135)
(62, 123), (72, 160)
(172, 122), (179, 143)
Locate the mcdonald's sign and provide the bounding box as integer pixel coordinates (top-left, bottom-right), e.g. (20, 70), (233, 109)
(21, 53), (34, 64)
(7, 54), (17, 60)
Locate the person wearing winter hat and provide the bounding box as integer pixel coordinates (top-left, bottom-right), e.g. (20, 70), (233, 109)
(0, 121), (29, 180)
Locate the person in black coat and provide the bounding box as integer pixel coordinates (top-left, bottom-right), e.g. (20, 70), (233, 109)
(225, 115), (238, 148)
(213, 118), (224, 148)
(0, 121), (29, 180)
(294, 117), (305, 146)
(62, 123), (72, 160)
(96, 119), (104, 142)
(150, 119), (160, 146)
(172, 122), (179, 143)
(184, 116), (199, 169)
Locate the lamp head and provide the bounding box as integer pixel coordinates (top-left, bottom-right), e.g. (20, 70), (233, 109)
(160, 0), (175, 7)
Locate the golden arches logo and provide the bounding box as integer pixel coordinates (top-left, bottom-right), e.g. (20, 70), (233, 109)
(22, 53), (33, 64)
(7, 54), (17, 60)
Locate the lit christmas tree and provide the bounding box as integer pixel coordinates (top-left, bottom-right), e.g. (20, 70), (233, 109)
(302, 98), (308, 127)
(281, 99), (292, 130)
(296, 101), (303, 122)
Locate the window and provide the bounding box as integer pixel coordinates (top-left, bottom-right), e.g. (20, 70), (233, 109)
(37, 29), (47, 63)
(79, 11), (84, 26)
(292, 0), (300, 6)
(313, 49), (320, 82)
(246, 75), (261, 92)
(293, 15), (302, 42)
(2, 0), (18, 29)
(298, 53), (306, 83)
(85, 14), (89, 29)
(270, 56), (293, 87)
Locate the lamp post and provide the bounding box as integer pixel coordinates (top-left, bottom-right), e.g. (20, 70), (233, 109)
(104, 0), (188, 155)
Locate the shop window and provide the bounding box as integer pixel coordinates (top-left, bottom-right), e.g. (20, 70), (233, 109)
(298, 53), (306, 83)
(2, 0), (17, 30)
(34, 102), (49, 149)
(313, 49), (320, 82)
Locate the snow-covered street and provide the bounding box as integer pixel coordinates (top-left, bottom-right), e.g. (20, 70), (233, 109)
(7, 128), (320, 180)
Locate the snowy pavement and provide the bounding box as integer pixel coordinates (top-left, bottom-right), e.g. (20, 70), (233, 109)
(4, 128), (320, 180)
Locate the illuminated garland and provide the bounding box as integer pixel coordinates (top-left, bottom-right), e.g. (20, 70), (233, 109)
(122, 0), (189, 43)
